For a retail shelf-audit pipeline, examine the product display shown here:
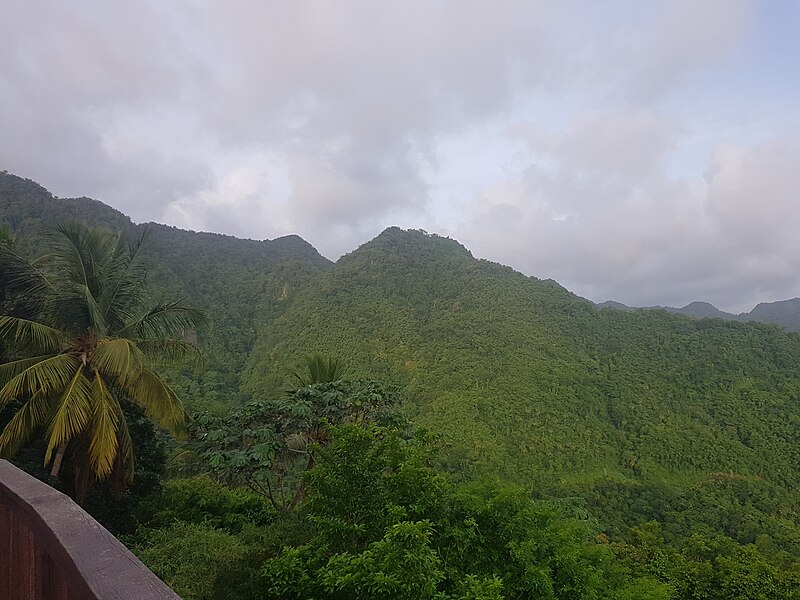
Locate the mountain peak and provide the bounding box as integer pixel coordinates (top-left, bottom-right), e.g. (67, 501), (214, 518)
(270, 234), (331, 267)
(676, 301), (730, 318)
(341, 227), (473, 265)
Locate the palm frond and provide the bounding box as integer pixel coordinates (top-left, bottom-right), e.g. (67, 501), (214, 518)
(49, 223), (92, 289)
(119, 300), (207, 339)
(0, 316), (67, 353)
(0, 224), (13, 245)
(87, 375), (120, 478)
(0, 354), (58, 386)
(123, 368), (185, 434)
(136, 338), (205, 368)
(116, 403), (135, 480)
(0, 392), (57, 458)
(50, 222), (115, 292)
(49, 295), (99, 337)
(98, 229), (151, 330)
(289, 354), (345, 387)
(79, 283), (108, 333)
(44, 366), (93, 465)
(47, 224), (118, 333)
(91, 338), (145, 384)
(0, 353), (79, 406)
(0, 242), (55, 309)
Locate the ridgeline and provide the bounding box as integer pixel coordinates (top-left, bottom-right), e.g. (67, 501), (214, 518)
(2, 171), (799, 597)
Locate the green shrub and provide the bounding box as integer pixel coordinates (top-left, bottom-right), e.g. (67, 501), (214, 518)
(134, 523), (248, 600)
(136, 476), (274, 535)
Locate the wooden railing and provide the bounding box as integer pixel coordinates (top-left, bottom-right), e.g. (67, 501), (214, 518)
(0, 459), (180, 599)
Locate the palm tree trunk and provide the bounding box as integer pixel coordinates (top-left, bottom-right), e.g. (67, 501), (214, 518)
(50, 442), (67, 477)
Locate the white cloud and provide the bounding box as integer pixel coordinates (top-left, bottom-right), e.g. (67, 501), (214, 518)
(456, 128), (800, 313)
(3, 0), (799, 310)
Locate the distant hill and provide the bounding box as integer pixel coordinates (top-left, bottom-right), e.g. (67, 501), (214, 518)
(0, 171), (332, 408)
(745, 297), (800, 331)
(597, 297), (800, 332)
(596, 300), (634, 312)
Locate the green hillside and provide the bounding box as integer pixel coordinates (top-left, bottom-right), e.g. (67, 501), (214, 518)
(0, 171), (332, 408)
(244, 228), (800, 484)
(242, 227), (800, 561)
(3, 174), (799, 594)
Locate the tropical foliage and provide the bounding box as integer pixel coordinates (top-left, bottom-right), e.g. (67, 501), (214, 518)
(0, 222), (202, 494)
(3, 174), (800, 598)
(0, 171), (332, 411)
(288, 353), (346, 388)
(184, 380), (402, 510)
(133, 423), (672, 600)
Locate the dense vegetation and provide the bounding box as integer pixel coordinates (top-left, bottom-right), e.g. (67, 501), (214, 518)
(240, 228), (800, 596)
(600, 298), (800, 332)
(246, 228), (800, 484)
(1, 172), (799, 598)
(0, 172), (331, 411)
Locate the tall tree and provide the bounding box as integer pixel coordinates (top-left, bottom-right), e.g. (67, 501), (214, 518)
(0, 222), (203, 495)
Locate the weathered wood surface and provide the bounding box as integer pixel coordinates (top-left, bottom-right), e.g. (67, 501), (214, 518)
(0, 459), (180, 599)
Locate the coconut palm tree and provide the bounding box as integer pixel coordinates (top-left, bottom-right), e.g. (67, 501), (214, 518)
(0, 222), (203, 489)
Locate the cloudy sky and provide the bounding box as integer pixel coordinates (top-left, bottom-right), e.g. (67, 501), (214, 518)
(2, 1), (799, 312)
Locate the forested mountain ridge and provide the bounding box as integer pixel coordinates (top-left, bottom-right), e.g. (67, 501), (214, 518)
(243, 226), (800, 571)
(3, 172), (800, 594)
(0, 171), (332, 407)
(244, 227), (800, 486)
(598, 297), (800, 332)
(5, 172), (799, 491)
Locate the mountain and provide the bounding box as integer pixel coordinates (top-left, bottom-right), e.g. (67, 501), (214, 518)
(3, 173), (800, 564)
(599, 300), (738, 320)
(745, 297), (800, 331)
(599, 297), (800, 332)
(243, 227), (800, 484)
(596, 300), (635, 312)
(238, 226), (800, 558)
(0, 171), (332, 407)
(667, 300), (732, 319)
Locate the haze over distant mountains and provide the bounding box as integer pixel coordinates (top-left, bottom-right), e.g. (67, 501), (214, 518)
(596, 298), (800, 332)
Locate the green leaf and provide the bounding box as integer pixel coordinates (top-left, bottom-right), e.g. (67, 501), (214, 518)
(44, 366), (93, 465)
(91, 337), (145, 384)
(120, 301), (206, 340)
(124, 367), (186, 434)
(87, 375), (121, 478)
(0, 353), (80, 407)
(0, 391), (57, 458)
(0, 316), (67, 353)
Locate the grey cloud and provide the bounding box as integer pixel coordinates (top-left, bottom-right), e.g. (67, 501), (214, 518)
(1, 1), (794, 311)
(3, 1), (566, 249)
(524, 110), (677, 182)
(457, 130), (800, 313)
(0, 1), (207, 214)
(607, 0), (755, 103)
